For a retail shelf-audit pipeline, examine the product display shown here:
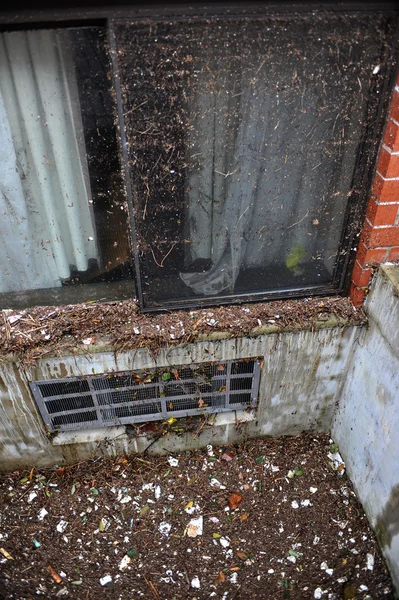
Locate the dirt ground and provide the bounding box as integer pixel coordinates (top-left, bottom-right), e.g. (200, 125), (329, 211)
(0, 434), (394, 600)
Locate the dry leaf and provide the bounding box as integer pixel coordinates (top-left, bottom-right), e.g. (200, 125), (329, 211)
(198, 398), (205, 408)
(217, 571), (226, 583)
(56, 467), (65, 477)
(216, 364), (225, 371)
(0, 548), (14, 560)
(230, 566), (240, 571)
(240, 513), (248, 521)
(173, 369), (179, 380)
(47, 565), (62, 584)
(222, 451), (234, 462)
(228, 492), (243, 510)
(169, 402), (174, 409)
(29, 467), (34, 483)
(184, 500), (194, 510)
(236, 551), (248, 560)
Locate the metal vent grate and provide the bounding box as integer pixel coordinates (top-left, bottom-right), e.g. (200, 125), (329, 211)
(30, 359), (261, 432)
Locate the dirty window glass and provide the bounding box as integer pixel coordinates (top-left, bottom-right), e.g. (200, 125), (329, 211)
(114, 14), (392, 309)
(0, 26), (133, 309)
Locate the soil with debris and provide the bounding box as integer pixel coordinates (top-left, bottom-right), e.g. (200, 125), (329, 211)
(0, 434), (393, 600)
(0, 296), (365, 364)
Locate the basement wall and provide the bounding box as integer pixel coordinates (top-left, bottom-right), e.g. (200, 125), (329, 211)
(333, 264), (399, 591)
(0, 322), (358, 471)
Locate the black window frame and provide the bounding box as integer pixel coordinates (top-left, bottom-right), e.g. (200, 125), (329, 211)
(0, 1), (398, 313)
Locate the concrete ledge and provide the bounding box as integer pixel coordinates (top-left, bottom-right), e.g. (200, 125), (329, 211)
(52, 426), (127, 446)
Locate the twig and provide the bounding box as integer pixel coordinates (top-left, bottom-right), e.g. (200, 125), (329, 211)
(144, 576), (161, 600)
(215, 168), (238, 178)
(286, 210), (309, 229)
(150, 241), (178, 268)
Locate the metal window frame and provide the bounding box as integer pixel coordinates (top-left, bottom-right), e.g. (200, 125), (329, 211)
(0, 3), (398, 312)
(29, 358), (261, 432)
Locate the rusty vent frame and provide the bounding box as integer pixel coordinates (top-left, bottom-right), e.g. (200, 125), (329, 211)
(29, 359), (261, 432)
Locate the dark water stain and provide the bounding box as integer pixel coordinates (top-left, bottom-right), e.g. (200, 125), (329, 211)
(374, 483), (399, 549)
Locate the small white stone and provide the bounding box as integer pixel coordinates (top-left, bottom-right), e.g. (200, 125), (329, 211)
(314, 588), (323, 599)
(366, 553), (374, 571)
(309, 487), (318, 494)
(154, 486), (161, 500)
(313, 536), (320, 545)
(119, 555), (132, 571)
(220, 537), (230, 548)
(28, 492), (38, 503)
(56, 520), (67, 533)
(168, 457), (179, 467)
(268, 569), (275, 574)
(291, 500), (299, 509)
(120, 496), (132, 504)
(191, 576), (200, 589)
(301, 499), (312, 507)
(159, 522), (172, 536)
(99, 575), (112, 586)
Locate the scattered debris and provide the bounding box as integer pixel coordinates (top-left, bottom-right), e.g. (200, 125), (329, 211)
(167, 457), (179, 467)
(56, 520), (68, 533)
(38, 507), (48, 520)
(0, 434), (393, 599)
(228, 492), (243, 509)
(0, 297), (365, 364)
(47, 565), (63, 584)
(187, 516), (203, 538)
(327, 448), (346, 476)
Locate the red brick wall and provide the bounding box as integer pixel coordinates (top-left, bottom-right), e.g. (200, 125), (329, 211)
(350, 75), (399, 306)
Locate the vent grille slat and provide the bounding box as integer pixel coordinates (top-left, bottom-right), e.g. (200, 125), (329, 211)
(29, 358), (261, 432)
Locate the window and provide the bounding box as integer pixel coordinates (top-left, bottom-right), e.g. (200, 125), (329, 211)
(0, 26), (133, 308)
(0, 7), (397, 311)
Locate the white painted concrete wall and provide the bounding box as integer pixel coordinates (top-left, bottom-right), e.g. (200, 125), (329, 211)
(0, 323), (358, 471)
(333, 265), (399, 592)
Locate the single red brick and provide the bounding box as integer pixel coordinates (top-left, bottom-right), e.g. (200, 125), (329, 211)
(372, 173), (399, 203)
(350, 283), (366, 306)
(383, 119), (399, 153)
(387, 246), (399, 262)
(365, 197), (378, 223)
(359, 219), (373, 247)
(363, 247), (390, 264)
(390, 89), (399, 123)
(376, 146), (391, 177)
(382, 152), (399, 179)
(351, 261), (373, 287)
(366, 199), (399, 226)
(368, 225), (399, 247)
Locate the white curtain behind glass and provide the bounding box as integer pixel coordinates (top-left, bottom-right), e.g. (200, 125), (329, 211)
(0, 29), (97, 294)
(180, 51), (362, 297)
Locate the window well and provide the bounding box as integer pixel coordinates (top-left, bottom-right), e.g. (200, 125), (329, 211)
(29, 359), (261, 432)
